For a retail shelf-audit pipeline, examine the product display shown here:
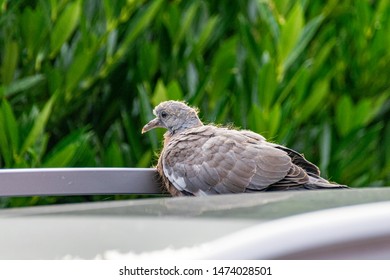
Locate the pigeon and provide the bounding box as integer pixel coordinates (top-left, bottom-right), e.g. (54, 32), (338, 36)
(142, 100), (348, 196)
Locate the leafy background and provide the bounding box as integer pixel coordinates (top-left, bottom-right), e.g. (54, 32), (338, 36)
(0, 0), (389, 207)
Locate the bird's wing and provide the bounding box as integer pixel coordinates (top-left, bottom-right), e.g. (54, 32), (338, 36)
(270, 144), (321, 176)
(162, 126), (301, 195)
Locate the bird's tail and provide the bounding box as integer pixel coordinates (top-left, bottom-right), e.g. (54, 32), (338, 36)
(306, 175), (349, 189)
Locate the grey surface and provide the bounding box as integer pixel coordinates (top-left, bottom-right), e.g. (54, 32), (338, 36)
(1, 188), (390, 259)
(2, 187), (390, 220)
(199, 201), (390, 260)
(0, 216), (255, 259)
(0, 168), (161, 196)
(280, 235), (390, 259)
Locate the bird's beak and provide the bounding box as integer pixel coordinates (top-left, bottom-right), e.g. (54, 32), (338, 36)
(142, 118), (163, 134)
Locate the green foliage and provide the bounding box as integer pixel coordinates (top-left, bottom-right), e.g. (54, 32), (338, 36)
(0, 0), (389, 207)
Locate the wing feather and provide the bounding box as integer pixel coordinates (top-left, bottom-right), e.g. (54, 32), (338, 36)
(161, 126), (302, 195)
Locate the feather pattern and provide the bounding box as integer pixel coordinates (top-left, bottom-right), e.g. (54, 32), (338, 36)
(142, 101), (348, 196)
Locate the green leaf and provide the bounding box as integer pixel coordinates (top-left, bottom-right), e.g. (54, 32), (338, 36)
(121, 110), (142, 162)
(175, 2), (199, 47)
(0, 100), (20, 166)
(237, 15), (262, 65)
(277, 64), (308, 103)
(268, 104), (282, 138)
(186, 63), (199, 97)
(1, 40), (19, 85)
(258, 60), (277, 110)
(137, 150), (152, 168)
(167, 80), (183, 100)
(138, 84), (158, 149)
(162, 4), (180, 41)
(20, 7), (48, 58)
(50, 0), (81, 57)
(1, 100), (19, 154)
(335, 95), (353, 137)
(248, 105), (263, 133)
(46, 68), (63, 94)
(103, 140), (125, 167)
(312, 38), (336, 74)
(0, 108), (11, 166)
(118, 0), (164, 55)
(365, 94), (388, 124)
(283, 14), (324, 73)
(194, 16), (220, 56)
(338, 126), (381, 183)
(20, 94), (56, 154)
(151, 79), (167, 106)
(138, 42), (159, 81)
(42, 143), (77, 167)
(319, 122), (331, 176)
(257, 1), (280, 43)
(295, 67), (310, 104)
(278, 3), (304, 67)
(248, 103), (281, 139)
(4, 75), (45, 98)
(296, 79), (329, 124)
(353, 99), (371, 129)
(385, 122), (390, 170)
(103, 0), (114, 21)
(43, 129), (91, 167)
(65, 49), (94, 92)
(209, 37), (237, 98)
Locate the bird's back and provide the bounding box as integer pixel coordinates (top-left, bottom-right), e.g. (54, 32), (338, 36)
(157, 125), (346, 196)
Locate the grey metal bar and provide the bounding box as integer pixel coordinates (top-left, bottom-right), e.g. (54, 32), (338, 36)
(0, 168), (162, 196)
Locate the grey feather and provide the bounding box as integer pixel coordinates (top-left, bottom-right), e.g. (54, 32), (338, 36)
(142, 101), (348, 196)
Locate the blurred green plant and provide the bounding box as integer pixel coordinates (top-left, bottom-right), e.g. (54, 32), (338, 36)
(0, 0), (389, 207)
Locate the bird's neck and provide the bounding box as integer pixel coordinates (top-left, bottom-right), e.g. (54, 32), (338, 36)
(164, 119), (203, 143)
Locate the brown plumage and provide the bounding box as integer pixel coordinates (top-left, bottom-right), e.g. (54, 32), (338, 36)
(142, 101), (348, 196)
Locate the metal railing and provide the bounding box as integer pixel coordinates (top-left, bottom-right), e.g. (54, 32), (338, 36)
(0, 168), (162, 196)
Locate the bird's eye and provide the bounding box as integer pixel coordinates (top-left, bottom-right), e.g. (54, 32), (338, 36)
(161, 111), (168, 118)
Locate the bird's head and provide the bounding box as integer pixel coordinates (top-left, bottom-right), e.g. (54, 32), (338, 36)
(142, 101), (203, 135)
